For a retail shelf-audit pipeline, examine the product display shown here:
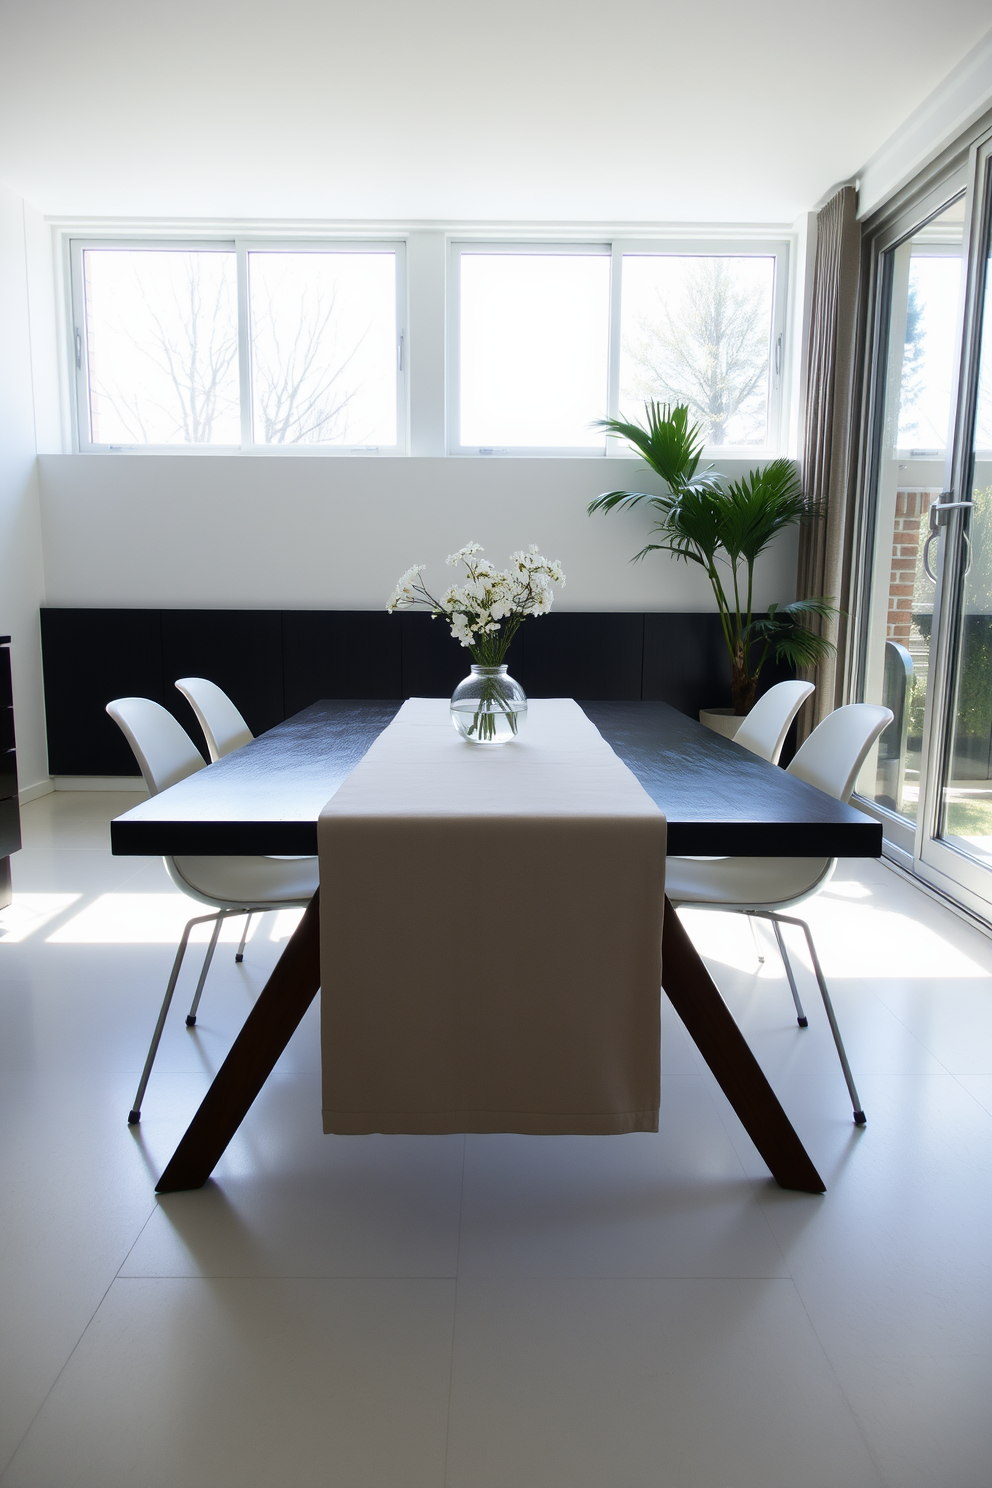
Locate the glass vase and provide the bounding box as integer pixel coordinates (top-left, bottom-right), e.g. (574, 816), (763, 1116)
(450, 664), (528, 744)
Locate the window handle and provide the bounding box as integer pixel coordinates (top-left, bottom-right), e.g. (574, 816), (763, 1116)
(397, 333), (404, 372)
(774, 333), (782, 378)
(75, 328), (82, 370)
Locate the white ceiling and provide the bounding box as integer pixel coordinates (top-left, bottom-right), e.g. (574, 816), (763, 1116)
(0, 0), (990, 223)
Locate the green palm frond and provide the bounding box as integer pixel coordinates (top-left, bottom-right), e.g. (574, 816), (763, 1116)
(745, 598), (840, 670)
(587, 489), (667, 516)
(718, 461), (812, 565)
(592, 402), (710, 486)
(771, 629), (836, 669)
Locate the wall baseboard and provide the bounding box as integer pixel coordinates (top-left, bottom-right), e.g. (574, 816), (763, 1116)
(52, 776), (146, 792)
(19, 778), (54, 804)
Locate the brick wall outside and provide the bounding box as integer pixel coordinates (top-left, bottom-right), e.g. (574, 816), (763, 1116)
(887, 489), (935, 644)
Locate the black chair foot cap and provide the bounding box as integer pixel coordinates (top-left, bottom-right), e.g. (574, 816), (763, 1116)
(797, 1016), (808, 1028)
(185, 1014), (196, 1027)
(128, 1109), (141, 1124)
(854, 1110), (867, 1126)
(235, 954), (244, 963)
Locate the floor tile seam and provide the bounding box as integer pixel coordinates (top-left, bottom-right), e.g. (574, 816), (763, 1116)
(947, 1069), (992, 1119)
(449, 1270), (795, 1283)
(777, 1271), (889, 1487)
(0, 1252), (137, 1486)
(666, 1046), (807, 1259)
(442, 1133), (467, 1488)
(113, 1269), (796, 1284)
(860, 984), (963, 1074)
(115, 1271), (462, 1282)
(112, 1198), (198, 1283)
(839, 982), (959, 1077)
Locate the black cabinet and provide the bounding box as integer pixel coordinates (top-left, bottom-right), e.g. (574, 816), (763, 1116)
(0, 638), (20, 909)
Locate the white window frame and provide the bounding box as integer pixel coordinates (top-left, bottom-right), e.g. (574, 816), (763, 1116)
(68, 236), (408, 454)
(448, 236), (790, 458)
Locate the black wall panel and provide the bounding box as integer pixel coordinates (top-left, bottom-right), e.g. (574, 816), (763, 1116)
(514, 613), (644, 699)
(40, 608), (799, 775)
(41, 609), (166, 775)
(398, 611), (470, 698)
(642, 612), (733, 716)
(163, 610), (285, 746)
(283, 611), (402, 713)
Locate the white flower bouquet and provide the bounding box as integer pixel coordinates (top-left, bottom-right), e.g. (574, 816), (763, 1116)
(387, 542), (565, 662)
(387, 543), (565, 742)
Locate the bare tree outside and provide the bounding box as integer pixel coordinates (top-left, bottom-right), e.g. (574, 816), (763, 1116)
(619, 256), (774, 447)
(248, 251), (397, 447)
(248, 257), (365, 445)
(84, 250), (240, 445)
(83, 248), (399, 448)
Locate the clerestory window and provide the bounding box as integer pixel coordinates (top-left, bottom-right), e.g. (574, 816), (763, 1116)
(70, 239), (406, 453)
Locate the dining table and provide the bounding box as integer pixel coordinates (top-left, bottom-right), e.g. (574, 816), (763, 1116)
(111, 698), (882, 1196)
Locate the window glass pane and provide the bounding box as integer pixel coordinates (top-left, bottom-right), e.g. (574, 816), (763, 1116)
(896, 249), (961, 453)
(82, 249), (240, 445)
(248, 251), (397, 446)
(459, 253), (610, 448)
(619, 255), (774, 447)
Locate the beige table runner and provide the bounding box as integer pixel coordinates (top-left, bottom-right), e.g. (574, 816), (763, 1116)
(318, 698), (666, 1135)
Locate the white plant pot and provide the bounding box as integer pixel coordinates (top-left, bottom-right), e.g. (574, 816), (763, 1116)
(699, 707), (745, 740)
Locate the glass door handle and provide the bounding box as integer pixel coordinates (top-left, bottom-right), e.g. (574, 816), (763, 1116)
(923, 497), (974, 582)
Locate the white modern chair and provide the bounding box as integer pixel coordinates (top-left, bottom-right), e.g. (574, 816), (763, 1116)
(175, 676), (253, 761)
(175, 678), (317, 963)
(733, 679), (816, 765)
(667, 702), (893, 1125)
(107, 697), (318, 1124)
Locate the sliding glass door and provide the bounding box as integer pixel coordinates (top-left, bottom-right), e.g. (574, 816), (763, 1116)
(858, 130), (992, 921)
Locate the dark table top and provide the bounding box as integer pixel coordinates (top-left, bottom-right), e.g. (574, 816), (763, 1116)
(110, 699), (882, 859)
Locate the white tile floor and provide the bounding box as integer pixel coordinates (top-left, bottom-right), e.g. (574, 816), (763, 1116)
(1, 792), (991, 1487)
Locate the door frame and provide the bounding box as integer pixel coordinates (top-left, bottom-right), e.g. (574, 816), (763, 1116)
(851, 122), (992, 923)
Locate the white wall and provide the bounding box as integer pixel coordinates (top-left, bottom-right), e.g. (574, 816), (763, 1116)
(0, 184), (52, 795)
(37, 453), (799, 614)
(858, 27), (992, 217)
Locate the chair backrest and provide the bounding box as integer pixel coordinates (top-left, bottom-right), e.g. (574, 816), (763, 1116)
(175, 677), (253, 762)
(106, 698), (206, 796)
(787, 703), (894, 803)
(734, 680), (816, 765)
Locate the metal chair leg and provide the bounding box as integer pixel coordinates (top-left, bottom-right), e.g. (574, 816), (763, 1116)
(770, 911), (866, 1126)
(185, 910), (232, 1027)
(128, 910), (221, 1124)
(759, 912), (808, 1026)
(235, 912), (252, 964)
(745, 910), (765, 966)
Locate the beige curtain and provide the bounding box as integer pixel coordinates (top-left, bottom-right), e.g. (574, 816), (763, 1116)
(797, 184), (862, 736)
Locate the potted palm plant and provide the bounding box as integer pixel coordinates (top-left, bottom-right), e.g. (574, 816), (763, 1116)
(589, 402), (836, 718)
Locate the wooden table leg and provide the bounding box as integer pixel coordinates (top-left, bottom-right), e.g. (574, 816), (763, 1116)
(155, 891), (322, 1193)
(156, 890), (822, 1196)
(662, 898), (825, 1194)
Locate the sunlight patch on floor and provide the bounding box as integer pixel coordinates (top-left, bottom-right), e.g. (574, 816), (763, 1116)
(45, 894), (259, 945)
(39, 893), (307, 946)
(269, 906), (305, 941)
(0, 893), (82, 942)
(680, 898), (990, 980)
